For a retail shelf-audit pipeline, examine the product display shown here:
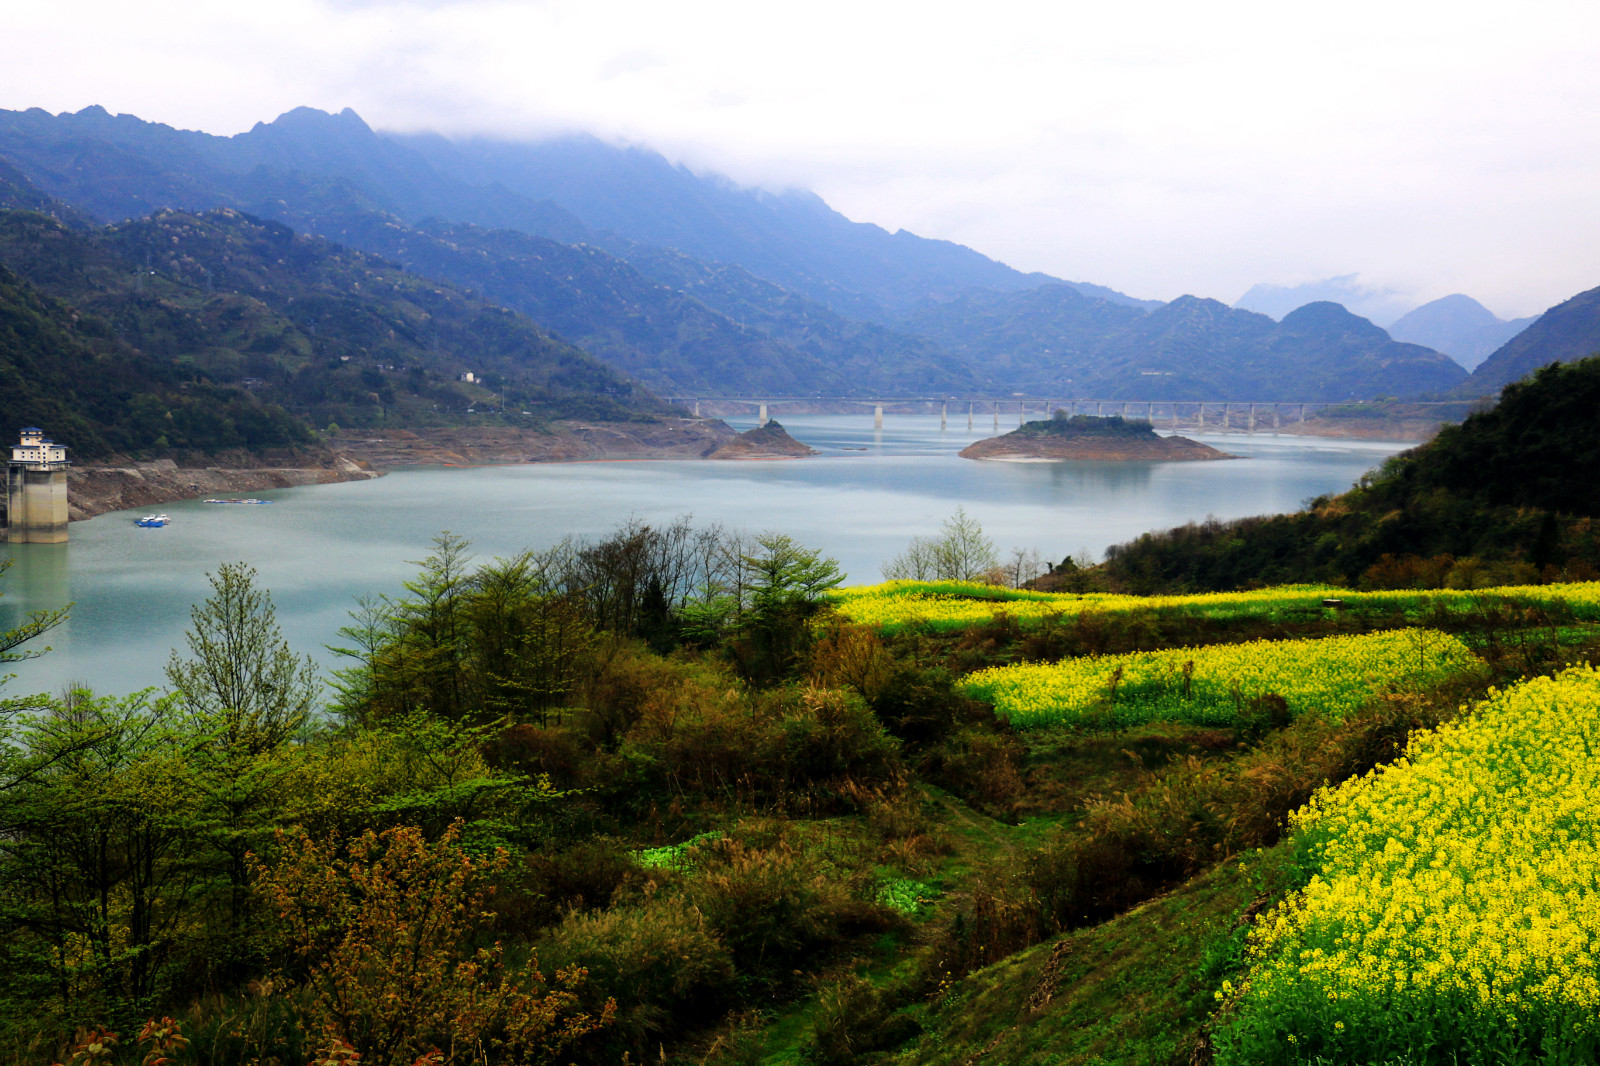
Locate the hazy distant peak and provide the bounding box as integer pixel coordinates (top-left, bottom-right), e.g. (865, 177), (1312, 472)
(1397, 293), (1500, 327)
(1390, 294), (1537, 370)
(1159, 294), (1234, 316)
(1235, 274), (1413, 328)
(1279, 300), (1388, 340)
(255, 106), (375, 136)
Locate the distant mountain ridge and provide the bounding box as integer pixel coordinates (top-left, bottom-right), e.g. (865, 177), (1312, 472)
(901, 289), (1466, 401)
(0, 104), (1474, 403)
(1234, 275), (1414, 328)
(0, 105), (1151, 324)
(1387, 294), (1537, 371)
(1460, 284), (1600, 394)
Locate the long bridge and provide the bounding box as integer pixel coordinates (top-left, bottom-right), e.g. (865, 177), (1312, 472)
(665, 396), (1481, 433)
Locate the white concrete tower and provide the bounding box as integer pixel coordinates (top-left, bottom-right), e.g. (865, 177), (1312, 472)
(5, 427), (70, 543)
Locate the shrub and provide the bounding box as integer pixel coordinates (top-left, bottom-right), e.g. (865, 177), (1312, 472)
(802, 974), (921, 1065)
(683, 838), (895, 980)
(918, 727), (1027, 817)
(256, 822), (608, 1066)
(506, 837), (642, 932)
(536, 897), (734, 1061)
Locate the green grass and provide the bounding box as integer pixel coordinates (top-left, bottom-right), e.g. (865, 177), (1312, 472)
(877, 852), (1288, 1066)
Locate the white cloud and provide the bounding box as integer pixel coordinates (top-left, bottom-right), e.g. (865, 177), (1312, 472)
(3, 0), (1599, 317)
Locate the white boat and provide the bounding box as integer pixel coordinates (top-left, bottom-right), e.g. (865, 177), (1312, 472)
(135, 514), (170, 528)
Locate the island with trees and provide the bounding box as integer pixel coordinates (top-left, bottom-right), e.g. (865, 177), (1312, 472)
(959, 412), (1232, 461)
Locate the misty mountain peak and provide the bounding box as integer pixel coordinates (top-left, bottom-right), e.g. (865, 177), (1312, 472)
(1279, 300), (1388, 340)
(1158, 294), (1234, 319)
(1391, 294), (1536, 370)
(256, 106), (375, 138)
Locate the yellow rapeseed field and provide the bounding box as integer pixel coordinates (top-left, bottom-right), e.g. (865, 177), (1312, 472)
(827, 579), (1600, 632)
(1218, 665), (1600, 1063)
(958, 629), (1477, 729)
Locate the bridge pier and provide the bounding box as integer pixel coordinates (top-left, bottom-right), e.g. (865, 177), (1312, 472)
(693, 399), (701, 418)
(993, 403), (1000, 431)
(874, 403), (884, 429)
(1273, 403), (1281, 430)
(1196, 403), (1205, 430)
(759, 402), (769, 426)
(968, 403), (973, 431)
(1248, 403), (1257, 432)
(940, 402), (947, 430)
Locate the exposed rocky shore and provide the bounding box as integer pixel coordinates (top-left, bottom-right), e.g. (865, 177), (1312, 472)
(70, 454), (380, 520)
(960, 415), (1234, 462)
(325, 418), (738, 467)
(68, 418), (743, 520)
(703, 420), (817, 459)
(1277, 417), (1440, 441)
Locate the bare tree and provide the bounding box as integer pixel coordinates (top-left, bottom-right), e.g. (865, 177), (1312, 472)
(882, 507), (1000, 582)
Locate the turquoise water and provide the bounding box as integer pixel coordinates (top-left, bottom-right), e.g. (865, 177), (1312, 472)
(0, 415), (1412, 697)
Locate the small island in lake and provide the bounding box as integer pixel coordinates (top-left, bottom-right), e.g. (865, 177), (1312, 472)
(960, 413), (1234, 462)
(703, 419), (819, 460)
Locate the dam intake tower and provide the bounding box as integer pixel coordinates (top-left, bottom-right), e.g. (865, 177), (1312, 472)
(3, 428), (70, 543)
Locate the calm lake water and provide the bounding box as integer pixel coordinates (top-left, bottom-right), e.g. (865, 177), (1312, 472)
(0, 415), (1413, 698)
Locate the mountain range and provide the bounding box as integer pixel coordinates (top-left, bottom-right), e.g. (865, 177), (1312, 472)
(1387, 294), (1540, 372)
(1, 103), (1597, 425)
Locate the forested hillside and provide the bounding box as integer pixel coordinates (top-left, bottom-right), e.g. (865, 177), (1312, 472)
(0, 262), (309, 457)
(0, 206), (668, 438)
(1100, 355), (1600, 592)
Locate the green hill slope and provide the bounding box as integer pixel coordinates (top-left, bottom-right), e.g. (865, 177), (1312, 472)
(0, 261), (310, 458)
(1100, 355), (1600, 591)
(0, 207), (667, 434)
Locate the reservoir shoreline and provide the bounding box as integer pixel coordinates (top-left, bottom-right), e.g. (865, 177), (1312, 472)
(67, 417), (743, 521)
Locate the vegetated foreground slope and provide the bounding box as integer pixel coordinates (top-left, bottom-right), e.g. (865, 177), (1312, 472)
(1099, 354), (1600, 593)
(1218, 664), (1600, 1064)
(0, 205), (669, 441)
(7, 518), (1600, 1064)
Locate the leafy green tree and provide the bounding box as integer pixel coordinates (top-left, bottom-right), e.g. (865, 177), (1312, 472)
(0, 689), (201, 1024)
(463, 553), (596, 724)
(734, 534), (843, 683)
(164, 562), (319, 983)
(390, 532), (475, 722)
(165, 562), (319, 752)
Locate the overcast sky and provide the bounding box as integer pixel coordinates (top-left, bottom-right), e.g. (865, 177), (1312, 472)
(5, 0), (1599, 318)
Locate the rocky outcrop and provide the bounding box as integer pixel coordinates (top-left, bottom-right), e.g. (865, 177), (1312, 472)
(703, 421), (818, 460)
(960, 415), (1232, 461)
